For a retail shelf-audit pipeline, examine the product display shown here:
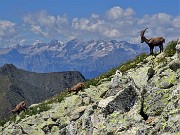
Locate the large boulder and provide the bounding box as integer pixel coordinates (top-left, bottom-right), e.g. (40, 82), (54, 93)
(127, 66), (155, 88)
(98, 72), (139, 115)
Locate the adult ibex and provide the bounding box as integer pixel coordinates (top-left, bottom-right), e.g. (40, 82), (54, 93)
(140, 28), (165, 55)
(11, 101), (27, 115)
(68, 82), (84, 94)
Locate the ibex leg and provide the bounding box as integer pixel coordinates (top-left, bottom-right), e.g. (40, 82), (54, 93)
(159, 45), (163, 53)
(150, 47), (154, 55)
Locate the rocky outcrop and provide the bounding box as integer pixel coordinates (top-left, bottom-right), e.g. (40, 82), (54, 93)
(0, 41), (180, 135)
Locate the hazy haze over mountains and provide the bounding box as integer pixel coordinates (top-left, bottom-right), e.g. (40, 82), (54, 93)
(0, 38), (148, 78)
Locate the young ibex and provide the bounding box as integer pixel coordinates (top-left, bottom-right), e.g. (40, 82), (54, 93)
(68, 82), (84, 94)
(140, 28), (165, 55)
(11, 101), (27, 115)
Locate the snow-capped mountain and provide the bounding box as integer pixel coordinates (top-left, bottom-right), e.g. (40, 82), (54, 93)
(0, 39), (148, 78)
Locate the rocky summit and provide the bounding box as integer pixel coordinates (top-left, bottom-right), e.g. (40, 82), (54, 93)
(0, 40), (179, 135)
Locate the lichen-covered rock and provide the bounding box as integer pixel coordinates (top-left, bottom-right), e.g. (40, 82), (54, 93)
(103, 85), (138, 115)
(106, 70), (129, 97)
(40, 118), (59, 134)
(82, 81), (109, 102)
(1, 48), (180, 135)
(90, 109), (106, 134)
(66, 121), (77, 135)
(82, 96), (91, 105)
(127, 66), (154, 88)
(143, 87), (174, 116)
(149, 68), (177, 89)
(70, 106), (87, 121)
(169, 60), (180, 72)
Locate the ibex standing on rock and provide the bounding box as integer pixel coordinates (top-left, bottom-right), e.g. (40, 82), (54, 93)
(68, 82), (84, 94)
(140, 28), (165, 55)
(11, 101), (27, 115)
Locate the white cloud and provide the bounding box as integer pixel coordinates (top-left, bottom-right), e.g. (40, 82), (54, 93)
(102, 28), (120, 38)
(71, 6), (135, 39)
(91, 14), (99, 19)
(138, 13), (172, 27)
(106, 6), (135, 20)
(137, 13), (180, 42)
(31, 25), (48, 37)
(72, 17), (122, 38)
(0, 20), (16, 39)
(0, 20), (21, 47)
(0, 6), (179, 48)
(72, 18), (90, 31)
(23, 10), (69, 38)
(21, 6), (180, 45)
(173, 16), (180, 29)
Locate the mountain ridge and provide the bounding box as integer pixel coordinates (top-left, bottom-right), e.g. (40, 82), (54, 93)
(0, 64), (85, 119)
(0, 39), (148, 78)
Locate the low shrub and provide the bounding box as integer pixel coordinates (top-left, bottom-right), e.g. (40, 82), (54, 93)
(164, 40), (178, 57)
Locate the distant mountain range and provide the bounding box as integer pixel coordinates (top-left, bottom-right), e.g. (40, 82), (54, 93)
(0, 64), (85, 119)
(0, 38), (148, 78)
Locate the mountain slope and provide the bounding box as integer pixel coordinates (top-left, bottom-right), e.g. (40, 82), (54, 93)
(0, 64), (85, 119)
(0, 40), (179, 134)
(0, 39), (148, 78)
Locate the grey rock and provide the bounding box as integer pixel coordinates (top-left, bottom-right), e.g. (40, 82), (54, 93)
(82, 96), (91, 105)
(99, 80), (138, 115)
(70, 106), (87, 121)
(169, 60), (180, 72)
(66, 121), (77, 135)
(127, 66), (153, 88)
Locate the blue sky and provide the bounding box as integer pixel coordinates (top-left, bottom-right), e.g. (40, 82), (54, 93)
(0, 0), (179, 47)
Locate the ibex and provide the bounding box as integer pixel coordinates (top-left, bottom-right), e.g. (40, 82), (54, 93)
(140, 28), (165, 55)
(11, 101), (27, 115)
(68, 82), (84, 94)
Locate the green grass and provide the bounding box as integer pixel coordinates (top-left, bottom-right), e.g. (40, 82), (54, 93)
(85, 53), (148, 88)
(0, 119), (7, 126)
(119, 53), (148, 72)
(45, 89), (69, 104)
(164, 40), (178, 57)
(18, 103), (51, 121)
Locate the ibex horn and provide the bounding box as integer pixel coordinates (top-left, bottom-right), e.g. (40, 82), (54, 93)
(140, 28), (148, 37)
